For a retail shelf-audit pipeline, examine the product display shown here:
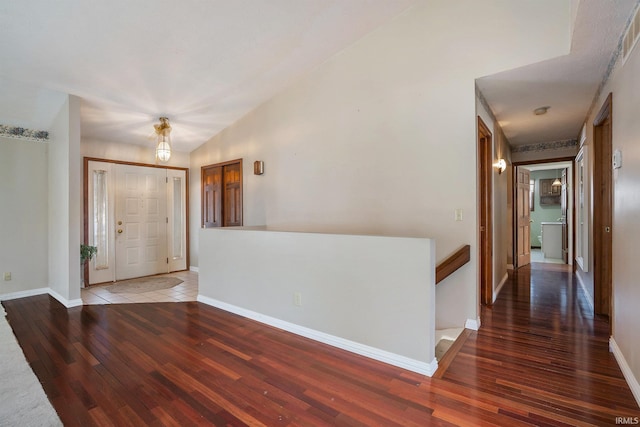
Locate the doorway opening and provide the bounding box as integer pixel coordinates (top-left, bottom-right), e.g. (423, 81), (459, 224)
(512, 159), (574, 269)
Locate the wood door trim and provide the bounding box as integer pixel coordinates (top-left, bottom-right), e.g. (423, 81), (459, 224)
(478, 116), (493, 306)
(83, 157), (190, 285)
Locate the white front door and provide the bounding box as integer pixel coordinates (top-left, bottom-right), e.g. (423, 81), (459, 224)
(115, 164), (168, 280)
(87, 161), (187, 284)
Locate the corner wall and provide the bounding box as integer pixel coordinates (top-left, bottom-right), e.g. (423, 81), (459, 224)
(48, 95), (82, 305)
(190, 0), (571, 328)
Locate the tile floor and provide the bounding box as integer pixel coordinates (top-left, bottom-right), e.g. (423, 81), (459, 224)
(81, 270), (198, 305)
(530, 248), (565, 264)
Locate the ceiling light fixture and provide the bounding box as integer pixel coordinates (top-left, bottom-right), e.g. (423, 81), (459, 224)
(552, 169), (562, 187)
(154, 117), (172, 162)
(534, 106), (550, 116)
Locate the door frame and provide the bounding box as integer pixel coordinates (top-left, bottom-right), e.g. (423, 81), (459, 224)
(592, 93), (613, 321)
(511, 157), (574, 269)
(477, 116), (493, 306)
(83, 157), (190, 284)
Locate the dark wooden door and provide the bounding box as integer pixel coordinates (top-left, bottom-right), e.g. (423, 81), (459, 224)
(593, 94), (612, 319)
(202, 166), (222, 228)
(223, 162), (242, 226)
(201, 159), (243, 228)
(478, 117), (493, 305)
(561, 168), (568, 263)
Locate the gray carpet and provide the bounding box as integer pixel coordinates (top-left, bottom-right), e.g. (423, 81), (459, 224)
(106, 276), (183, 294)
(0, 305), (62, 426)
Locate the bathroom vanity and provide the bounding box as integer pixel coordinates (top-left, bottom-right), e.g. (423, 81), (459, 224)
(541, 222), (563, 259)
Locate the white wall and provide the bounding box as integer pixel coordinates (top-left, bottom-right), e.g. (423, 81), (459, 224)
(0, 137), (49, 295)
(198, 227), (436, 374)
(581, 31), (640, 401)
(48, 95), (82, 305)
(189, 0), (571, 329)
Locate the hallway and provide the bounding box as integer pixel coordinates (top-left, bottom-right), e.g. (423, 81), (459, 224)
(437, 262), (640, 425)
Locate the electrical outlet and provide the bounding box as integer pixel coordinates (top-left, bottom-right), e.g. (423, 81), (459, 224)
(294, 292), (302, 307)
(4, 272), (11, 281)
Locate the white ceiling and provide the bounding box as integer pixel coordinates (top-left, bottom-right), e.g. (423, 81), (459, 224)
(1, 1), (637, 152)
(0, 0), (416, 152)
(477, 0), (638, 146)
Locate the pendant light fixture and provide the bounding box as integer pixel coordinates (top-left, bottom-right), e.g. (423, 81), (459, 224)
(552, 169), (561, 187)
(154, 117), (172, 162)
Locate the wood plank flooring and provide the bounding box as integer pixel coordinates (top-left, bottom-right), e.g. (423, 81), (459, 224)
(3, 263), (639, 426)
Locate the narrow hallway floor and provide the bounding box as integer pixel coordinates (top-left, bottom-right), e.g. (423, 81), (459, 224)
(437, 262), (639, 425)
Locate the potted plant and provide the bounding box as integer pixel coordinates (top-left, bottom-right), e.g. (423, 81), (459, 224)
(80, 244), (97, 287)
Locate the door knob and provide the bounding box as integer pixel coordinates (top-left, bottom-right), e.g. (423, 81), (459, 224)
(117, 221), (122, 225)
(117, 229), (123, 234)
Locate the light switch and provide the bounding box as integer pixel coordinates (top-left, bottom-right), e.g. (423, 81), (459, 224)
(455, 209), (463, 221)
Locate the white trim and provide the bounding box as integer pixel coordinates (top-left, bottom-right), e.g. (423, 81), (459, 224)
(197, 295), (438, 376)
(0, 287), (49, 301)
(493, 272), (509, 303)
(48, 289), (83, 308)
(465, 317), (481, 331)
(610, 337), (640, 407)
(575, 271), (594, 312)
(189, 266), (199, 273)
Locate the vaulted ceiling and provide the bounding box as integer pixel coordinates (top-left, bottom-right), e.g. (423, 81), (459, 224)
(1, 1), (637, 152)
(0, 0), (416, 152)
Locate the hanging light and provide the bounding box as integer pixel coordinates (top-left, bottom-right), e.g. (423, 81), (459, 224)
(154, 117), (172, 162)
(552, 169), (562, 187)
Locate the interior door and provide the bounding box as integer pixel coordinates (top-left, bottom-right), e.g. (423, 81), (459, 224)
(202, 166), (222, 228)
(561, 168), (568, 263)
(115, 164), (168, 280)
(593, 94), (613, 318)
(223, 162), (242, 226)
(516, 167), (531, 267)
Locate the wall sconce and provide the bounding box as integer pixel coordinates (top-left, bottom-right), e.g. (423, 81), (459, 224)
(254, 160), (264, 175)
(493, 158), (506, 174)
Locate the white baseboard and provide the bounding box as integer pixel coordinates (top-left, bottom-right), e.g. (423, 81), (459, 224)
(575, 272), (594, 312)
(493, 272), (509, 303)
(189, 266), (199, 273)
(610, 337), (640, 407)
(197, 295), (438, 376)
(0, 287), (50, 301)
(48, 289), (83, 308)
(465, 317), (481, 331)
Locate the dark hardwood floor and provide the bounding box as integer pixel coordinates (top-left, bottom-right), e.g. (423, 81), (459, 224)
(3, 263), (639, 426)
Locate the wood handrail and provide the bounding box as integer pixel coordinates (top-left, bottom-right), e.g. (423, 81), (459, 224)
(436, 244), (471, 285)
